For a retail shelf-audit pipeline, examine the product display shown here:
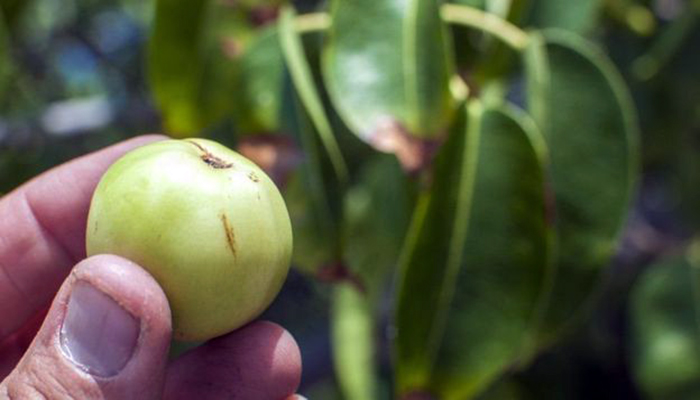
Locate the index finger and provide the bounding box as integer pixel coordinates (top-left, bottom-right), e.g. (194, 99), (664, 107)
(0, 135), (165, 341)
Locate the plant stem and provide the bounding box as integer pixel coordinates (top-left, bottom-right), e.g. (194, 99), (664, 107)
(294, 12), (331, 34)
(632, 8), (698, 81)
(440, 3), (530, 51)
(292, 5), (530, 54)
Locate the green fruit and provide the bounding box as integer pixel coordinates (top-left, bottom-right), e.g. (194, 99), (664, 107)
(86, 138), (293, 341)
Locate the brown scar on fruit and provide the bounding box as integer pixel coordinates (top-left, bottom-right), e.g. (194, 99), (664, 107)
(247, 171), (260, 182)
(187, 140), (233, 169)
(221, 214), (236, 257)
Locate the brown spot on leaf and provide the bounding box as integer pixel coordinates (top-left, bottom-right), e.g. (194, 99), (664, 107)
(187, 140), (233, 169)
(366, 119), (442, 175)
(220, 37), (242, 59)
(221, 214), (236, 258)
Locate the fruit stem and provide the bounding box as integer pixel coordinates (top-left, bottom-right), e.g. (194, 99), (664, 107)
(186, 141), (233, 169)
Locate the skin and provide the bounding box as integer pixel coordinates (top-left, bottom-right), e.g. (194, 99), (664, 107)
(0, 136), (302, 399)
(87, 139), (293, 341)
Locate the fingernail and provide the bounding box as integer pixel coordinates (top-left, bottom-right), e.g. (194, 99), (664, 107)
(60, 281), (139, 377)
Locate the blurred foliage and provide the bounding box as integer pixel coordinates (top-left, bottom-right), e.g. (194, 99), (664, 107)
(1, 0), (700, 399)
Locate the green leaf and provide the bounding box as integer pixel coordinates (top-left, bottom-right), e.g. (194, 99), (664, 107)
(527, 0), (603, 35)
(148, 0), (249, 136)
(343, 155), (415, 297)
(394, 102), (476, 393)
(284, 171), (337, 274)
(430, 106), (552, 399)
(629, 247), (700, 400)
(429, 106), (552, 400)
(232, 26), (285, 135)
(322, 0), (456, 142)
(281, 79), (343, 273)
(395, 101), (552, 397)
(279, 6), (348, 183)
(331, 155), (414, 400)
(524, 30), (640, 344)
(332, 283), (378, 400)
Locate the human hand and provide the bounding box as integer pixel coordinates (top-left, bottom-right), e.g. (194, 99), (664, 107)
(0, 136), (302, 399)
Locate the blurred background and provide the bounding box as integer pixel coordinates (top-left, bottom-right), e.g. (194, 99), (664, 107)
(1, 0), (699, 399)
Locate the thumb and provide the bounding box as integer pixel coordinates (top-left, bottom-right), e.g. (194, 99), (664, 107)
(1, 255), (172, 399)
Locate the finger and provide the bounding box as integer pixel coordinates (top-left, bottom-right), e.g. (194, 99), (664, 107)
(164, 321), (302, 400)
(0, 255), (172, 399)
(0, 306), (48, 381)
(0, 135), (165, 341)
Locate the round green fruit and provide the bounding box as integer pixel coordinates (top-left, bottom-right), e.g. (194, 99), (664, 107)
(86, 138), (293, 341)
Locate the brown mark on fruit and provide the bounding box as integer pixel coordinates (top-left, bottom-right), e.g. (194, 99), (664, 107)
(221, 214), (237, 257)
(187, 140), (233, 169)
(247, 171), (260, 182)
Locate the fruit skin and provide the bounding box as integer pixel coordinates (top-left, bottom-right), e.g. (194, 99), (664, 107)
(86, 138), (293, 341)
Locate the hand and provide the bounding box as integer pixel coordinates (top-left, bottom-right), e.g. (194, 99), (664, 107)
(0, 136), (302, 399)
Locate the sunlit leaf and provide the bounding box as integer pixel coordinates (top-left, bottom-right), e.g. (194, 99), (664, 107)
(323, 0), (456, 144)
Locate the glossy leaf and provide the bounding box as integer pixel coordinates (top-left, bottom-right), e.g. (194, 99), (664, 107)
(524, 30), (640, 344)
(395, 102), (552, 397)
(428, 105), (552, 400)
(323, 0), (456, 143)
(431, 108), (553, 399)
(629, 249), (700, 400)
(332, 283), (378, 400)
(279, 6), (348, 183)
(148, 0), (248, 136)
